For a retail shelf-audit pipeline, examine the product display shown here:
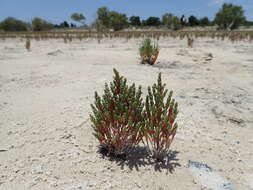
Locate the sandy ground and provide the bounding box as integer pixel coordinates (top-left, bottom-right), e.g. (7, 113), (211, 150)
(0, 37), (253, 190)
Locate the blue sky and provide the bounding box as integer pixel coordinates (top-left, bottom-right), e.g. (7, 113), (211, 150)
(0, 0), (252, 24)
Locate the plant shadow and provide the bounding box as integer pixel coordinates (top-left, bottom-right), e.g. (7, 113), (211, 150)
(99, 146), (181, 174)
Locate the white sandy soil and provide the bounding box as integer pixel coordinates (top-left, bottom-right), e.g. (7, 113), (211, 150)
(0, 37), (253, 190)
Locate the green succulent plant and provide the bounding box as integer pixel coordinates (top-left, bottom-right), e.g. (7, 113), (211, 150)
(144, 73), (178, 161)
(90, 69), (179, 162)
(90, 69), (145, 157)
(139, 38), (159, 65)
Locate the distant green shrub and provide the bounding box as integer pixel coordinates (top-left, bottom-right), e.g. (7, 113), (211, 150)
(139, 38), (159, 65)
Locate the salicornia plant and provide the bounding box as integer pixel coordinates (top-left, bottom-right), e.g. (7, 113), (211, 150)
(139, 38), (159, 65)
(90, 69), (179, 162)
(90, 69), (145, 157)
(144, 73), (179, 161)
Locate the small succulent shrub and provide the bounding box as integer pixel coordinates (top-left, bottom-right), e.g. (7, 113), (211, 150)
(90, 70), (179, 161)
(144, 73), (179, 161)
(64, 37), (68, 43)
(25, 38), (31, 51)
(139, 38), (159, 65)
(90, 69), (144, 157)
(187, 36), (194, 48)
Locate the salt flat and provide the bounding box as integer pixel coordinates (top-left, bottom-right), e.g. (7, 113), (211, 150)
(0, 37), (253, 190)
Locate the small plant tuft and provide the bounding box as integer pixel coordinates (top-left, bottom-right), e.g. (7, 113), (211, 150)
(139, 38), (159, 65)
(187, 36), (194, 48)
(25, 38), (31, 51)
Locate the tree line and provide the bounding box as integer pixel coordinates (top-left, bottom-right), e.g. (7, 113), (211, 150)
(0, 3), (252, 32)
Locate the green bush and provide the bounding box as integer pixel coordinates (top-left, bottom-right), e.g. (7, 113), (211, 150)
(144, 73), (178, 161)
(32, 17), (53, 31)
(96, 7), (128, 31)
(0, 17), (29, 31)
(90, 69), (179, 161)
(144, 17), (161, 26)
(129, 16), (141, 26)
(139, 38), (159, 65)
(71, 13), (86, 25)
(90, 69), (145, 157)
(188, 15), (199, 26)
(162, 13), (182, 30)
(214, 3), (245, 30)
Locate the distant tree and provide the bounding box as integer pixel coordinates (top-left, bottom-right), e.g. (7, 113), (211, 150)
(71, 13), (86, 25)
(129, 16), (141, 26)
(96, 7), (110, 28)
(0, 17), (29, 31)
(180, 15), (187, 26)
(32, 17), (53, 31)
(53, 24), (59, 28)
(141, 19), (147, 26)
(244, 20), (253, 27)
(188, 15), (199, 26)
(171, 16), (182, 30)
(199, 17), (210, 26)
(214, 3), (245, 30)
(95, 7), (128, 31)
(108, 11), (128, 31)
(94, 19), (107, 33)
(59, 21), (69, 28)
(145, 17), (161, 26)
(162, 13), (173, 26)
(162, 13), (181, 30)
(71, 23), (77, 28)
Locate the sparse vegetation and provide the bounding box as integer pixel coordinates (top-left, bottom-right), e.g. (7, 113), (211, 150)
(0, 30), (253, 43)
